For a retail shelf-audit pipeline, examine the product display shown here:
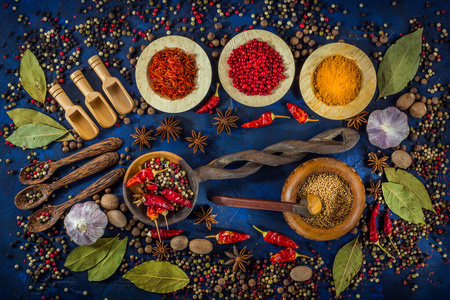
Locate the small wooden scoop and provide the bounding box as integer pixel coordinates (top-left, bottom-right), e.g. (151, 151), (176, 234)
(211, 194), (322, 219)
(70, 70), (117, 128)
(88, 55), (133, 115)
(27, 168), (126, 233)
(15, 152), (119, 210)
(19, 137), (123, 185)
(49, 84), (99, 141)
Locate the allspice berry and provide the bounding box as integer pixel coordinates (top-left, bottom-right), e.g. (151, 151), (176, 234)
(214, 23), (222, 30)
(396, 93), (415, 110)
(207, 32), (215, 41)
(409, 102), (427, 118)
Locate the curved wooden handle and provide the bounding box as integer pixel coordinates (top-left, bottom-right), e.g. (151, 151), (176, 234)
(49, 84), (73, 110)
(57, 168), (126, 212)
(54, 137), (123, 168)
(71, 70), (93, 96)
(48, 152), (119, 191)
(88, 55), (110, 82)
(195, 127), (359, 182)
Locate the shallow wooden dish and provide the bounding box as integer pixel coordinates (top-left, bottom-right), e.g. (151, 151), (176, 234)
(135, 36), (212, 113)
(218, 29), (295, 107)
(282, 157), (365, 241)
(299, 42), (376, 120)
(123, 151), (199, 226)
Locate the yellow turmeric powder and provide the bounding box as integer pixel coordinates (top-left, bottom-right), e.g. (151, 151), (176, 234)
(313, 55), (362, 106)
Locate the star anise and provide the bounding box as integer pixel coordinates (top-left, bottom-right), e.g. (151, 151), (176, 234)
(152, 241), (170, 261)
(213, 108), (239, 135)
(155, 116), (182, 142)
(193, 206), (218, 230)
(224, 245), (253, 273)
(186, 130), (209, 154)
(346, 111), (368, 130)
(366, 179), (382, 200)
(367, 152), (389, 173)
(130, 125), (155, 150)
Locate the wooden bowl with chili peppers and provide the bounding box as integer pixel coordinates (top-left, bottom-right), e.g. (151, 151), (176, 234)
(135, 35), (212, 113)
(282, 157), (365, 241)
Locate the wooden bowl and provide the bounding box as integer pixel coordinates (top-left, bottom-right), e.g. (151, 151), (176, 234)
(135, 36), (212, 113)
(218, 29), (295, 107)
(299, 42), (376, 120)
(123, 151), (199, 226)
(281, 157), (365, 241)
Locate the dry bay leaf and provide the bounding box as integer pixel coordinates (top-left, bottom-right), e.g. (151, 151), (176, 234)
(382, 182), (425, 224)
(377, 28), (423, 99)
(385, 168), (435, 213)
(333, 237), (363, 298)
(64, 237), (117, 272)
(88, 237), (127, 281)
(7, 108), (74, 141)
(123, 260), (189, 293)
(6, 124), (67, 149)
(20, 49), (47, 103)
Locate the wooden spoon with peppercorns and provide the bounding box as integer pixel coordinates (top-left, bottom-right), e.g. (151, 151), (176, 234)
(18, 137), (122, 185)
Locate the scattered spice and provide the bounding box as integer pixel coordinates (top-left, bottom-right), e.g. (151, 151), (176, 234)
(147, 48), (197, 100)
(270, 248), (310, 262)
(196, 83), (221, 114)
(194, 206), (218, 231)
(369, 203), (393, 258)
(152, 241), (170, 261)
(346, 111), (368, 130)
(185, 130), (208, 154)
(130, 125), (155, 150)
(241, 112), (290, 128)
(148, 228), (183, 240)
(206, 231), (250, 244)
(213, 108), (239, 135)
(155, 116), (182, 142)
(298, 172), (353, 229)
(287, 103), (318, 124)
(224, 245), (253, 272)
(367, 152), (389, 173)
(253, 225), (298, 249)
(366, 179), (382, 200)
(313, 55), (362, 106)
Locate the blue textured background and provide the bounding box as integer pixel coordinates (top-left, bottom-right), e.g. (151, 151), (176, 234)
(0, 0), (449, 299)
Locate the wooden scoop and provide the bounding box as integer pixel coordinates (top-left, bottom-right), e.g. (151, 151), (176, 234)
(15, 152), (119, 210)
(19, 137), (123, 185)
(49, 84), (99, 141)
(211, 194), (322, 219)
(88, 55), (133, 115)
(27, 168), (126, 233)
(70, 70), (117, 128)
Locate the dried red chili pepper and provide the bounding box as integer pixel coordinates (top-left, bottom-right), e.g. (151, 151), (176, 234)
(253, 225), (298, 249)
(241, 112), (290, 128)
(126, 168), (167, 187)
(146, 206), (159, 220)
(370, 203), (393, 258)
(162, 189), (192, 208)
(384, 209), (399, 254)
(286, 103), (318, 124)
(146, 183), (158, 191)
(142, 193), (174, 211)
(148, 228), (183, 239)
(196, 83), (221, 114)
(270, 248), (310, 262)
(206, 230), (250, 244)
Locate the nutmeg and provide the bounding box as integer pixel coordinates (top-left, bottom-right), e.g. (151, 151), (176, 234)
(409, 101), (427, 118)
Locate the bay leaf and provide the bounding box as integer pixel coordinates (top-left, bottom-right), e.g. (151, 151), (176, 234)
(6, 124), (67, 149)
(377, 28), (423, 99)
(123, 260), (189, 293)
(385, 168), (435, 213)
(88, 237), (128, 282)
(333, 236), (363, 298)
(20, 49), (47, 103)
(7, 108), (74, 141)
(64, 237), (117, 272)
(382, 182), (425, 224)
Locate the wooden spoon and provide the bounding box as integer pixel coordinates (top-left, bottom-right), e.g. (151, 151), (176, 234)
(15, 152), (119, 210)
(19, 137), (123, 185)
(211, 195), (322, 219)
(27, 168), (126, 233)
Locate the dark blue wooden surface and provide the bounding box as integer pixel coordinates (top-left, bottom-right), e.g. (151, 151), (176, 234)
(0, 0), (449, 299)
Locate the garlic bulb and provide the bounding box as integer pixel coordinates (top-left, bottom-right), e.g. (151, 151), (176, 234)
(64, 201), (108, 245)
(367, 107), (409, 149)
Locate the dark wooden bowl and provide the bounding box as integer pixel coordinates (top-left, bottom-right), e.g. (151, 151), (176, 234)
(123, 151), (199, 226)
(282, 157), (365, 241)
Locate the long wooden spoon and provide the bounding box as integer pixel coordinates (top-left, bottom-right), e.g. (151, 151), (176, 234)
(15, 152), (119, 210)
(211, 195), (322, 218)
(27, 168), (126, 233)
(19, 137), (122, 185)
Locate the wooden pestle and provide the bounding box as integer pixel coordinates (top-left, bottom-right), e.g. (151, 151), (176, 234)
(88, 55), (134, 115)
(70, 70), (117, 128)
(49, 84), (99, 141)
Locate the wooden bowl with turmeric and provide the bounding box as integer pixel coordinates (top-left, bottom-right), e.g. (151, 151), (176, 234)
(299, 42), (376, 120)
(282, 157), (365, 241)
